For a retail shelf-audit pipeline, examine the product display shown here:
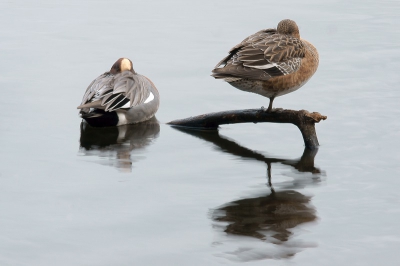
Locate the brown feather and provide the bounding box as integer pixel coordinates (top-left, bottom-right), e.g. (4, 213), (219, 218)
(211, 19), (319, 112)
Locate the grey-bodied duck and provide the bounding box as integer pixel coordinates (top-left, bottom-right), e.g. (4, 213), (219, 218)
(77, 58), (160, 127)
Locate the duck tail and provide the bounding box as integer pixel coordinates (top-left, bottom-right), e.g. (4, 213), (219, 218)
(80, 109), (119, 127)
(211, 67), (240, 80)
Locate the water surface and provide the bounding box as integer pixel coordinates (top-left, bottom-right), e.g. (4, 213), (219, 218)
(1, 0), (400, 265)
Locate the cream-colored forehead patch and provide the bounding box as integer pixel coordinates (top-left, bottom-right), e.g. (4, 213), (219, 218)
(120, 58), (132, 71)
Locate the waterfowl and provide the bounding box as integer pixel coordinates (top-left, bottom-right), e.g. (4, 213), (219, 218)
(212, 19), (319, 112)
(77, 58), (160, 127)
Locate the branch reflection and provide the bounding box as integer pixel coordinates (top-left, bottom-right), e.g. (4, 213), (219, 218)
(173, 127), (323, 189)
(79, 117), (160, 172)
(172, 127), (323, 261)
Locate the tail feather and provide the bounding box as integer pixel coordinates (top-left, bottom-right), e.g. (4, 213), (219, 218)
(77, 100), (102, 109)
(211, 68), (238, 79)
(80, 109), (119, 127)
(80, 110), (104, 119)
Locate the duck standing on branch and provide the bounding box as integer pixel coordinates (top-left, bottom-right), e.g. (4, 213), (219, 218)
(212, 19), (319, 112)
(77, 58), (160, 127)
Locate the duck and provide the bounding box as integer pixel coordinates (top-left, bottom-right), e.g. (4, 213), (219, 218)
(77, 58), (160, 127)
(212, 19), (319, 112)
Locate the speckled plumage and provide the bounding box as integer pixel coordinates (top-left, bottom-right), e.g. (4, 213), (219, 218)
(212, 19), (319, 111)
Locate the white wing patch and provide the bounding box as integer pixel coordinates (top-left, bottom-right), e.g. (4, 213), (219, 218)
(244, 62), (278, 70)
(119, 91), (153, 108)
(120, 98), (131, 109)
(144, 92), (154, 103)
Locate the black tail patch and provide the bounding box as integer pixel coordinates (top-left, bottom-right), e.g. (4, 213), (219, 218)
(81, 109), (119, 127)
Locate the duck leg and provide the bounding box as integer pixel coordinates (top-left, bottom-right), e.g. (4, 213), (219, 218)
(266, 97), (275, 112)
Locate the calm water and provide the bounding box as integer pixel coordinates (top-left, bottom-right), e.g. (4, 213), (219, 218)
(1, 0), (400, 265)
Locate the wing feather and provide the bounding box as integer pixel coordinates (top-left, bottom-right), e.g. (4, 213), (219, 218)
(111, 98), (130, 110)
(78, 71), (153, 112)
(105, 94), (126, 111)
(102, 93), (120, 105)
(212, 29), (305, 81)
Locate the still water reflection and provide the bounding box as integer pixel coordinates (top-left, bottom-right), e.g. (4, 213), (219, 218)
(174, 127), (324, 189)
(1, 0), (399, 264)
(174, 128), (322, 260)
(79, 117), (160, 172)
(212, 190), (316, 260)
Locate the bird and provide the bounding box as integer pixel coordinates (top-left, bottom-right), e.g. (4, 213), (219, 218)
(77, 58), (160, 127)
(212, 19), (319, 112)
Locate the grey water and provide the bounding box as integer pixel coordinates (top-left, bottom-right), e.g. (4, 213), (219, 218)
(1, 0), (400, 265)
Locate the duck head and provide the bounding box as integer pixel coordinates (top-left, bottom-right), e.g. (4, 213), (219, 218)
(277, 19), (300, 39)
(110, 58), (136, 74)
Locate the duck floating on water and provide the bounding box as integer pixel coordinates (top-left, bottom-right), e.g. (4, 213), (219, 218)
(77, 58), (160, 127)
(212, 19), (319, 112)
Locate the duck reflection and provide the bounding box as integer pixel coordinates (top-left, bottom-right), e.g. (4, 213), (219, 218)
(172, 127), (322, 260)
(79, 117), (160, 172)
(211, 189), (316, 260)
(213, 190), (316, 242)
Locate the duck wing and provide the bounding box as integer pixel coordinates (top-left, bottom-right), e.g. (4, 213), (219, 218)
(78, 72), (153, 112)
(214, 29), (276, 68)
(79, 73), (113, 109)
(212, 29), (305, 80)
(101, 72), (152, 111)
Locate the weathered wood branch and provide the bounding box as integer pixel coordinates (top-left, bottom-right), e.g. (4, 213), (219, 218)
(167, 108), (327, 150)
